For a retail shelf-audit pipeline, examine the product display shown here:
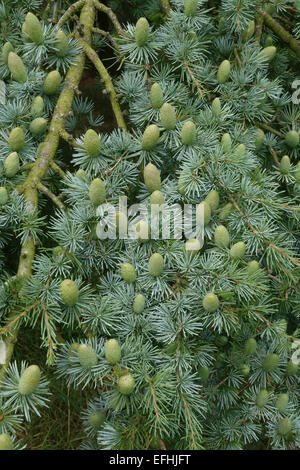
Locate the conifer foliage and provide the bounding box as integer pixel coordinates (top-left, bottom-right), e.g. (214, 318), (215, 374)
(0, 0), (299, 450)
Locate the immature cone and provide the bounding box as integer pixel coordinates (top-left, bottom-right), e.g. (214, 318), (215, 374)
(18, 365), (41, 395)
(9, 127), (25, 152)
(55, 30), (68, 57)
(84, 129), (101, 157)
(259, 45), (276, 61)
(198, 201), (211, 226)
(136, 220), (150, 243)
(118, 373), (135, 395)
(217, 59), (231, 84)
(294, 162), (300, 183)
(212, 97), (221, 116)
(75, 168), (87, 180)
(221, 133), (231, 152)
(30, 117), (47, 135)
(230, 241), (246, 259)
(254, 128), (265, 151)
(24, 12), (43, 44)
(277, 418), (292, 436)
(59, 279), (79, 306)
(242, 20), (255, 41)
(276, 393), (289, 413)
(8, 52), (27, 83)
(2, 42), (13, 64)
(150, 190), (165, 206)
(31, 96), (44, 117)
(214, 225), (230, 248)
(239, 364), (250, 376)
(181, 121), (196, 145)
(285, 130), (299, 148)
(148, 253), (164, 277)
(264, 35), (273, 47)
(184, 0), (198, 16)
(150, 83), (163, 109)
(198, 366), (210, 382)
(89, 178), (106, 205)
(135, 17), (149, 47)
(244, 338), (257, 355)
(89, 411), (105, 430)
(68, 342), (80, 360)
(285, 360), (298, 376)
(219, 203), (233, 220)
(133, 294), (146, 314)
(263, 353), (279, 371)
(0, 187), (8, 205)
(121, 263), (136, 283)
(205, 189), (219, 212)
(185, 238), (201, 253)
(142, 124), (160, 150)
(203, 293), (219, 312)
(0, 434), (14, 450)
(78, 344), (98, 369)
(4, 152), (19, 178)
(105, 339), (121, 365)
(235, 143), (246, 158)
(160, 103), (177, 130)
(256, 389), (269, 408)
(43, 70), (61, 95)
(116, 211), (128, 235)
(280, 155), (291, 174)
(144, 163), (161, 191)
(247, 260), (260, 275)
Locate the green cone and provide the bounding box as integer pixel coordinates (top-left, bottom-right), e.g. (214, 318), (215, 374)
(263, 353), (279, 371)
(198, 366), (210, 382)
(89, 178), (106, 205)
(221, 133), (232, 152)
(78, 344), (98, 369)
(133, 294), (146, 314)
(256, 389), (269, 408)
(31, 96), (44, 117)
(214, 225), (230, 248)
(217, 60), (231, 84)
(4, 152), (19, 178)
(181, 121), (196, 145)
(8, 52), (27, 83)
(144, 163), (161, 191)
(118, 373), (135, 395)
(30, 117), (47, 135)
(203, 293), (219, 312)
(184, 0), (198, 17)
(278, 418), (292, 436)
(205, 190), (219, 212)
(285, 130), (299, 148)
(0, 434), (14, 450)
(24, 12), (44, 45)
(219, 203), (233, 220)
(276, 394), (289, 413)
(89, 411), (105, 430)
(247, 260), (260, 275)
(105, 339), (121, 365)
(150, 83), (163, 109)
(150, 190), (165, 206)
(244, 338), (257, 355)
(59, 279), (79, 306)
(43, 70), (61, 95)
(2, 42), (13, 64)
(148, 253), (164, 276)
(212, 97), (221, 116)
(280, 155), (291, 174)
(160, 103), (177, 130)
(230, 241), (246, 259)
(135, 17), (149, 46)
(0, 187), (8, 205)
(121, 263), (136, 283)
(55, 30), (68, 57)
(84, 129), (101, 157)
(254, 128), (265, 151)
(18, 365), (41, 395)
(142, 124), (160, 150)
(9, 127), (25, 152)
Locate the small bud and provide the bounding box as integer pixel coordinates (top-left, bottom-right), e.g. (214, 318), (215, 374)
(217, 60), (231, 84)
(214, 225), (230, 248)
(244, 338), (257, 355)
(89, 178), (106, 205)
(211, 97), (221, 117)
(55, 30), (68, 57)
(9, 127), (25, 152)
(18, 365), (41, 395)
(133, 294), (146, 314)
(256, 389), (269, 408)
(160, 103), (177, 130)
(59, 279), (79, 306)
(84, 129), (101, 157)
(118, 373), (135, 395)
(105, 339), (121, 365)
(221, 133), (231, 152)
(78, 344), (98, 369)
(150, 83), (163, 109)
(8, 52), (27, 83)
(31, 96), (44, 117)
(259, 45), (276, 61)
(184, 0), (198, 17)
(30, 117), (47, 135)
(121, 263), (136, 283)
(285, 130), (299, 148)
(135, 17), (149, 47)
(144, 163), (161, 192)
(148, 253), (164, 277)
(205, 190), (219, 212)
(142, 125), (160, 150)
(43, 70), (61, 95)
(4, 152), (19, 178)
(181, 121), (196, 145)
(230, 241), (246, 259)
(203, 293), (219, 312)
(280, 155), (291, 174)
(24, 12), (44, 45)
